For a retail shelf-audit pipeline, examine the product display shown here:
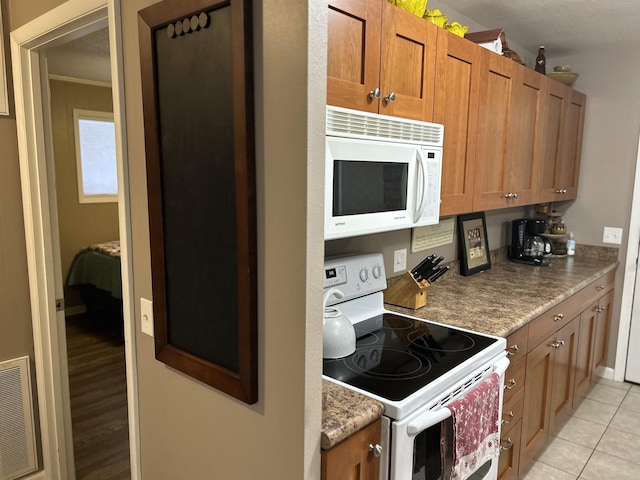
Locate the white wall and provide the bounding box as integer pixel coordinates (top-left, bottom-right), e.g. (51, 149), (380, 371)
(551, 43), (640, 370)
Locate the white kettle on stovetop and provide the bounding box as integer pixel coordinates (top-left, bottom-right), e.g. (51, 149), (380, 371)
(322, 287), (356, 359)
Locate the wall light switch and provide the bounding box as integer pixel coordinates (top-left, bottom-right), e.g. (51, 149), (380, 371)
(394, 248), (407, 273)
(140, 298), (154, 337)
(603, 227), (623, 245)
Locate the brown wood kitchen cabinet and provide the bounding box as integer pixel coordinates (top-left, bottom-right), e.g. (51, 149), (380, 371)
(473, 49), (545, 211)
(538, 81), (586, 203)
(498, 325), (528, 480)
(497, 269), (616, 478)
(434, 29), (482, 216)
(321, 419), (381, 480)
(520, 314), (579, 473)
(327, 0), (437, 121)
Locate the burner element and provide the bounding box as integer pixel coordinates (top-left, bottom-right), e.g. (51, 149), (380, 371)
(407, 331), (475, 352)
(347, 347), (432, 380)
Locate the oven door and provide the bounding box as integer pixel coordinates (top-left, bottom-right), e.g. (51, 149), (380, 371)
(389, 357), (509, 480)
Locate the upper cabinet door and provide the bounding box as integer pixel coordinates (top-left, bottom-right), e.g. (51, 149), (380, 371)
(434, 30), (481, 216)
(327, 0), (382, 114)
(379, 1), (437, 121)
(505, 67), (545, 206)
(538, 82), (586, 202)
(557, 90), (586, 199)
(473, 51), (545, 211)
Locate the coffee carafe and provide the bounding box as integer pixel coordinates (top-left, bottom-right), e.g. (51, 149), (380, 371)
(509, 218), (552, 266)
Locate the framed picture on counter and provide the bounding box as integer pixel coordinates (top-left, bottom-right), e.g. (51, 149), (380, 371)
(457, 212), (491, 276)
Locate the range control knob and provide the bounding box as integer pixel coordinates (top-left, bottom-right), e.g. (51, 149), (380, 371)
(372, 264), (382, 279)
(359, 268), (369, 283)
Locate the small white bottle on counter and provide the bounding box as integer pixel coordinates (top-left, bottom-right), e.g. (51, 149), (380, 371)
(566, 232), (576, 256)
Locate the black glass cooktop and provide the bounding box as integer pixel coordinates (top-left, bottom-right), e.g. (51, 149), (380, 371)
(322, 313), (498, 402)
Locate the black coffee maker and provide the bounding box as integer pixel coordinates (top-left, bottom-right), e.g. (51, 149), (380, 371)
(509, 218), (552, 266)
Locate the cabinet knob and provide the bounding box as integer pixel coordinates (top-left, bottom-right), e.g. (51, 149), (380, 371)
(596, 285), (605, 291)
(500, 438), (513, 453)
(384, 91), (396, 103)
(550, 339), (565, 349)
(502, 410), (514, 425)
(368, 443), (383, 457)
(555, 188), (568, 194)
(554, 313), (564, 322)
(504, 379), (517, 390)
(506, 345), (519, 356)
(369, 87), (381, 100)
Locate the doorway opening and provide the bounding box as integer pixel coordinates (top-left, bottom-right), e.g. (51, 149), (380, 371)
(10, 1), (139, 479)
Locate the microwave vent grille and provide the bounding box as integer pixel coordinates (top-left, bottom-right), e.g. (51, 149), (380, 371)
(326, 106), (443, 146)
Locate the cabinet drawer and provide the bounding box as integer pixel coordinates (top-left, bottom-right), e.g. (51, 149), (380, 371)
(502, 387), (524, 435)
(528, 295), (581, 349)
(575, 270), (616, 310)
(503, 357), (526, 404)
(505, 325), (529, 364)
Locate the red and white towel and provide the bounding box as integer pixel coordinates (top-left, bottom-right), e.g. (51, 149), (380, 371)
(443, 372), (501, 480)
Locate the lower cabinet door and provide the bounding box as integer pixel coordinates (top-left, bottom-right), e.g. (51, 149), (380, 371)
(519, 339), (553, 474)
(574, 305), (597, 406)
(321, 419), (381, 480)
(549, 318), (579, 434)
(498, 419), (522, 480)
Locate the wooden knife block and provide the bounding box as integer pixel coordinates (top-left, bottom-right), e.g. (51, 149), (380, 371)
(383, 272), (429, 310)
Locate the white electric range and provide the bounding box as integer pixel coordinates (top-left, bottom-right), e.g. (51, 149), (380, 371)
(322, 253), (508, 480)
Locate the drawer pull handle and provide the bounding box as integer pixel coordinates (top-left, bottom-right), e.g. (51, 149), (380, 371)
(500, 438), (513, 453)
(550, 340), (565, 349)
(368, 444), (382, 457)
(593, 306), (606, 313)
(506, 345), (519, 356)
(502, 411), (514, 425)
(554, 313), (564, 322)
(596, 285), (605, 291)
(504, 379), (517, 390)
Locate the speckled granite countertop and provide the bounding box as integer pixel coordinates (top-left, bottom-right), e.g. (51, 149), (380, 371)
(385, 245), (619, 338)
(321, 246), (619, 449)
(321, 379), (385, 449)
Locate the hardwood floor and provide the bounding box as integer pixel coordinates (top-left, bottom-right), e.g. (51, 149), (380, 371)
(66, 313), (130, 480)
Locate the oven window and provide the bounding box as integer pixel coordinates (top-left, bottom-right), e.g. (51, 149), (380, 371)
(333, 160), (408, 216)
(413, 422), (443, 480)
(413, 418), (493, 480)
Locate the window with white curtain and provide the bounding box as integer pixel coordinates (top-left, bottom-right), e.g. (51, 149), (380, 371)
(73, 109), (118, 203)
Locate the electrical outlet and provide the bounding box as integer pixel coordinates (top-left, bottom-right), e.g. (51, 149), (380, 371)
(140, 298), (154, 337)
(394, 248), (407, 273)
(603, 227), (623, 245)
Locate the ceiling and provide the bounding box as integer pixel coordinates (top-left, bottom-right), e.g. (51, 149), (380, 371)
(437, 0), (640, 57)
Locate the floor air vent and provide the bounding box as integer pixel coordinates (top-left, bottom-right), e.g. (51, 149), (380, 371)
(0, 356), (37, 480)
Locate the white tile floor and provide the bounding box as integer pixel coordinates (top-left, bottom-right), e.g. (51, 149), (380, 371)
(521, 378), (640, 480)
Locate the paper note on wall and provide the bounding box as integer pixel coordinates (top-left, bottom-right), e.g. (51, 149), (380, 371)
(411, 217), (455, 253)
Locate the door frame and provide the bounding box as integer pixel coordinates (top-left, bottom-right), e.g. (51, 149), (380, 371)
(10, 1), (140, 478)
(616, 133), (640, 382)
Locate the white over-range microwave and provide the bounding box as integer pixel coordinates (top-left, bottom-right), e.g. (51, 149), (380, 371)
(325, 106), (444, 240)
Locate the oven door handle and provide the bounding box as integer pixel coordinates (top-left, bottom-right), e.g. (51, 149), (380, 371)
(406, 407), (451, 436)
(406, 356), (510, 436)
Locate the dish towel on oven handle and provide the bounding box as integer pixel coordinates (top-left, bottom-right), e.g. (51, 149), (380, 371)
(443, 372), (501, 480)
